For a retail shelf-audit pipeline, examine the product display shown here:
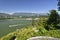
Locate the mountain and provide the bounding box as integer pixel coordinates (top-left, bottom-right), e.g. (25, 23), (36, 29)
(0, 13), (16, 19)
(0, 13), (48, 18)
(13, 12), (38, 16)
(0, 13), (10, 16)
(13, 12), (48, 17)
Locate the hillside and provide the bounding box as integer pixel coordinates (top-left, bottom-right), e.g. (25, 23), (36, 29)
(0, 13), (16, 19)
(0, 26), (60, 40)
(13, 12), (48, 18)
(13, 12), (38, 16)
(0, 13), (10, 16)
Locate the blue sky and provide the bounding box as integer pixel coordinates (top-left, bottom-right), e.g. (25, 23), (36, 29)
(0, 0), (58, 14)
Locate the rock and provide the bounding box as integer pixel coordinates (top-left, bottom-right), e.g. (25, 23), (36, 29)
(27, 36), (60, 40)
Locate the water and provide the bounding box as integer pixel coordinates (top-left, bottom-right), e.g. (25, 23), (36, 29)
(0, 19), (31, 37)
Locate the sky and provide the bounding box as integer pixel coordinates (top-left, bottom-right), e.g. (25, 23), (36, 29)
(0, 0), (58, 14)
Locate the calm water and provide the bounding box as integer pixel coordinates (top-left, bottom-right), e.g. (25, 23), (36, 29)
(0, 19), (31, 37)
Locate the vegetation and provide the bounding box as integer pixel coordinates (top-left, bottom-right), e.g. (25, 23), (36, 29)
(0, 10), (60, 40)
(45, 10), (60, 30)
(0, 26), (60, 40)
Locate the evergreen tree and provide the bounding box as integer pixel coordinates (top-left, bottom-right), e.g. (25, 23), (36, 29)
(45, 10), (59, 30)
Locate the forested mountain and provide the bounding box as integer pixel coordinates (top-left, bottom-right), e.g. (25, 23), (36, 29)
(0, 13), (16, 19)
(13, 12), (48, 17)
(0, 13), (10, 16)
(0, 12), (48, 18)
(13, 12), (38, 16)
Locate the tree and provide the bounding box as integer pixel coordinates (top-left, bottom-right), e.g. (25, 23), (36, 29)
(45, 10), (59, 30)
(32, 17), (35, 27)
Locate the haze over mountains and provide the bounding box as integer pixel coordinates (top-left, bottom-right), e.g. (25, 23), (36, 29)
(0, 12), (47, 17)
(0, 13), (10, 16)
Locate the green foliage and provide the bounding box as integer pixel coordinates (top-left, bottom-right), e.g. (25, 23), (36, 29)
(0, 26), (60, 40)
(44, 30), (60, 38)
(45, 10), (60, 30)
(47, 10), (59, 25)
